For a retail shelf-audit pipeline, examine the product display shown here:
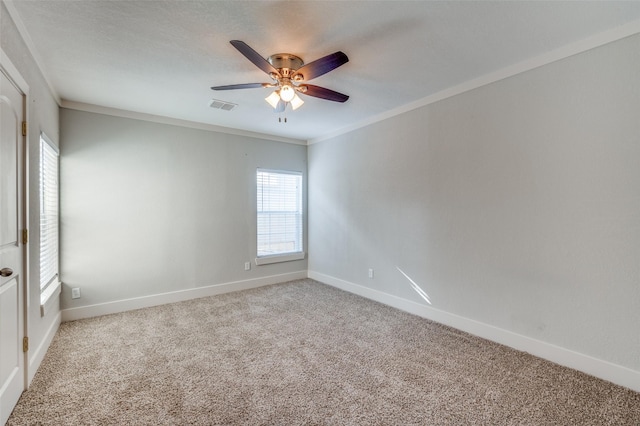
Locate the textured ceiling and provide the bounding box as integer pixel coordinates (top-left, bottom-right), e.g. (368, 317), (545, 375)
(6, 1), (640, 141)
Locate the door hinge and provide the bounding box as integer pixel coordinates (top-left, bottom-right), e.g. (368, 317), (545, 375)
(23, 337), (29, 352)
(22, 229), (28, 244)
(22, 121), (27, 137)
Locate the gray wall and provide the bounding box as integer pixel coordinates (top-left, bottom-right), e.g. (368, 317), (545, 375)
(1, 1), (61, 380)
(60, 109), (307, 309)
(308, 34), (640, 371)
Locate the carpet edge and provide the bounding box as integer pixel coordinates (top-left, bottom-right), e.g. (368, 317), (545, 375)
(308, 270), (640, 393)
(60, 271), (308, 322)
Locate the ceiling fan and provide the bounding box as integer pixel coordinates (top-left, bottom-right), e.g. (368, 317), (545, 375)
(211, 40), (349, 113)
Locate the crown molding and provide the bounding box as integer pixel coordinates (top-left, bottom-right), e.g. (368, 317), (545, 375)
(61, 100), (307, 145)
(3, 0), (61, 105)
(309, 18), (640, 145)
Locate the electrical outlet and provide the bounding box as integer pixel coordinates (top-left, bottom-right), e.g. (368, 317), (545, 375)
(244, 262), (251, 271)
(368, 268), (374, 279)
(71, 287), (81, 299)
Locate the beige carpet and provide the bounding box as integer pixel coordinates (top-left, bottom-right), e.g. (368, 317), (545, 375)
(7, 279), (640, 425)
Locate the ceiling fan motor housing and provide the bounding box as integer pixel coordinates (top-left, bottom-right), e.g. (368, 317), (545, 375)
(268, 54), (304, 77)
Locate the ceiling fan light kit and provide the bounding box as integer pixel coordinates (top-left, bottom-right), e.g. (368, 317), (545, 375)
(279, 84), (295, 102)
(289, 93), (304, 110)
(211, 40), (349, 116)
(265, 91), (281, 109)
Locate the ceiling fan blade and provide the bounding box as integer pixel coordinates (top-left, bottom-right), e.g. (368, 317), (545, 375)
(230, 40), (280, 77)
(300, 85), (349, 103)
(293, 51), (348, 81)
(211, 83), (271, 90)
(275, 99), (286, 113)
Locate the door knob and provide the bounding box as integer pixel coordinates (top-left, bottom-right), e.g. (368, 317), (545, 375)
(0, 268), (13, 277)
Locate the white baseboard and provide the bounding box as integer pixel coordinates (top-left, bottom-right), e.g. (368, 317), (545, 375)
(61, 271), (308, 322)
(28, 310), (61, 384)
(308, 270), (640, 393)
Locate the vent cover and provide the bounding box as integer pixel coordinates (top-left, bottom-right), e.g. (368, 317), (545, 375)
(209, 99), (237, 111)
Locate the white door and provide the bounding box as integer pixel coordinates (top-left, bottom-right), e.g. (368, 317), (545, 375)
(0, 67), (26, 425)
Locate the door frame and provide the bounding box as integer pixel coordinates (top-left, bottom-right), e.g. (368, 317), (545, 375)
(1, 46), (30, 393)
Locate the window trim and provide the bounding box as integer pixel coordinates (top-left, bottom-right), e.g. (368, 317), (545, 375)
(255, 252), (305, 266)
(256, 168), (305, 265)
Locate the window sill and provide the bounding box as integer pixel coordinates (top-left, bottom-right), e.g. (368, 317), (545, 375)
(40, 280), (61, 317)
(255, 252), (306, 266)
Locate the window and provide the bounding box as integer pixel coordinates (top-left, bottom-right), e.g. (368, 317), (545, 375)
(39, 134), (59, 296)
(256, 169), (304, 264)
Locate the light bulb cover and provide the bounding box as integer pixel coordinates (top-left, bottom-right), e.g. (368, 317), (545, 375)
(290, 93), (304, 110)
(265, 91), (281, 109)
(279, 85), (295, 102)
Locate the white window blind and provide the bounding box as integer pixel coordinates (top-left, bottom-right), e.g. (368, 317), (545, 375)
(257, 169), (303, 257)
(40, 135), (59, 292)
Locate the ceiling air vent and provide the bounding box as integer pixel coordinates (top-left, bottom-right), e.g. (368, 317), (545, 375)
(209, 99), (237, 111)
